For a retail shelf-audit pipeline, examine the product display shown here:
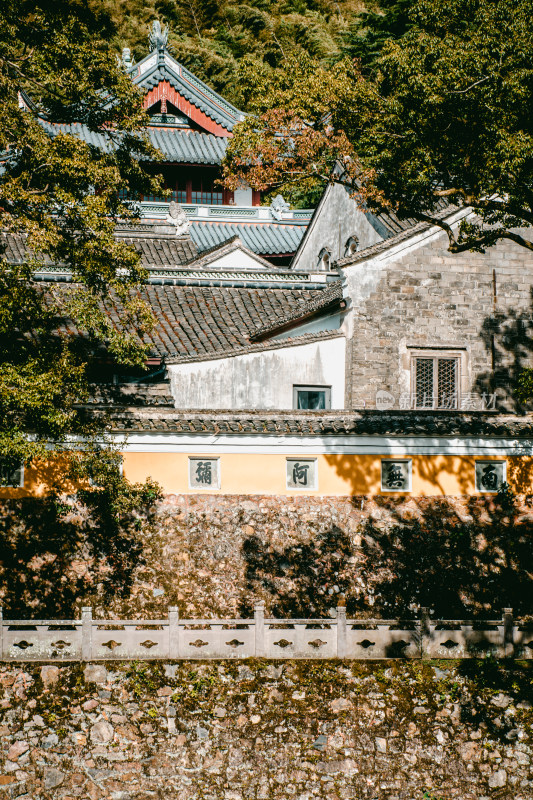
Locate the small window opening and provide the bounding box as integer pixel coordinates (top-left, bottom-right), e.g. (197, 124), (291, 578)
(0, 460), (24, 487)
(344, 236), (359, 257)
(317, 247), (331, 271)
(293, 385), (331, 410)
(412, 356), (459, 409)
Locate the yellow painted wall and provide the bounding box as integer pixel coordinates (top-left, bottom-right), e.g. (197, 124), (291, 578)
(121, 452), (533, 497)
(2, 452), (533, 498)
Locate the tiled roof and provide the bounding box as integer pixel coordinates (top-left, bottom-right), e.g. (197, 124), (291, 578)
(190, 221), (306, 256)
(39, 121), (227, 165)
(166, 330), (345, 364)
(44, 283), (326, 360)
(336, 205), (460, 268)
(133, 52), (243, 133)
(131, 284), (325, 359)
(100, 409), (531, 436)
(250, 280), (344, 340)
(2, 228), (198, 268)
(146, 128), (227, 164)
(116, 232), (198, 266)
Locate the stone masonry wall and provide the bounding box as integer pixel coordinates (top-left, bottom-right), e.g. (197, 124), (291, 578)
(342, 231), (533, 409)
(2, 493), (532, 621)
(0, 659), (532, 800)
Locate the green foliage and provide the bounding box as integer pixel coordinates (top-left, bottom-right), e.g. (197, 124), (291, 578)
(0, 447), (162, 616)
(516, 368), (533, 403)
(353, 0), (533, 253)
(225, 0), (533, 255)
(342, 0), (414, 69)
(0, 0), (163, 465)
(125, 661), (166, 699)
(101, 0), (366, 106)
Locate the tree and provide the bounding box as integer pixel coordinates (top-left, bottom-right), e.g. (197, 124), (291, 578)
(223, 0), (533, 254)
(0, 0), (162, 468)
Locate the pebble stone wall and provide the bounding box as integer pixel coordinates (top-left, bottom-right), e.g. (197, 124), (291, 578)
(0, 659), (532, 800)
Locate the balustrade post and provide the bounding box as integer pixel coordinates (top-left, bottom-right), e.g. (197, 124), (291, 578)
(81, 607), (93, 661)
(336, 605), (347, 659)
(168, 606), (180, 659)
(502, 608), (514, 656)
(420, 607), (431, 659)
(254, 601), (265, 657)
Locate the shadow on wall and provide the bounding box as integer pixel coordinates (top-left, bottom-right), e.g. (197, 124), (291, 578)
(240, 454), (533, 621)
(0, 456), (160, 618)
(239, 525), (354, 618)
(351, 489), (533, 619)
(476, 288), (533, 411)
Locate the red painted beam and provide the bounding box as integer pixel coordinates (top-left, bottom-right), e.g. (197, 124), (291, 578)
(144, 81), (232, 138)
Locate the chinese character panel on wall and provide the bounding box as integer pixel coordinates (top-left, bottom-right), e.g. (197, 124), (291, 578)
(286, 459), (317, 490)
(0, 460), (23, 487)
(475, 461), (506, 493)
(189, 458), (220, 489)
(381, 459), (411, 492)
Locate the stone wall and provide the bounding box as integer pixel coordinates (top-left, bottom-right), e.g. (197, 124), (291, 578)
(2, 493), (532, 621)
(341, 231), (533, 409)
(0, 659), (531, 799)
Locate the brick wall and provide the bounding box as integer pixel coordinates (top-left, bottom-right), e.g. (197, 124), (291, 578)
(342, 230), (533, 409)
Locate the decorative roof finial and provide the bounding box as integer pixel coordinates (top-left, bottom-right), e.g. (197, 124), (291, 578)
(149, 20), (169, 52)
(121, 47), (134, 68)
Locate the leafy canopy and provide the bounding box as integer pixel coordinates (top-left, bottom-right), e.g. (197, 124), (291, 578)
(0, 0), (162, 464)
(224, 0), (533, 253)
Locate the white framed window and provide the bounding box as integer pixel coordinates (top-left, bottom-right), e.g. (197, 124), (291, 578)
(293, 385), (331, 410)
(286, 458), (317, 490)
(381, 459), (412, 492)
(188, 457), (220, 490)
(412, 354), (460, 409)
(0, 460), (24, 488)
(475, 460), (506, 493)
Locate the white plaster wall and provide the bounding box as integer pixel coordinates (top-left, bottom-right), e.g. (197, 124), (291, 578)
(199, 248), (267, 271)
(291, 183), (384, 272)
(233, 186), (253, 206)
(272, 312), (342, 340)
(168, 337), (346, 409)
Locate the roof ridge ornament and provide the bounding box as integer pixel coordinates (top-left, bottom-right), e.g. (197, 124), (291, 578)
(270, 194), (291, 220)
(121, 47), (134, 69)
(166, 201), (190, 236)
(149, 20), (169, 52)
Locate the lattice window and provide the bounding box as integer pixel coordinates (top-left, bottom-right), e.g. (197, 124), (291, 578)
(415, 358), (434, 408)
(437, 358), (458, 408)
(413, 356), (459, 409)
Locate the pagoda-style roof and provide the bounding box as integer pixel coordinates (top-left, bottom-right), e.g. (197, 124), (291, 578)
(128, 36), (244, 136)
(39, 121), (227, 165)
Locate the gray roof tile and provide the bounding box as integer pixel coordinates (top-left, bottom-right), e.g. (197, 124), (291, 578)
(44, 283), (327, 360)
(190, 222), (306, 255)
(99, 409), (525, 437)
(250, 281), (344, 340)
(2, 228), (198, 268)
(39, 121), (227, 165)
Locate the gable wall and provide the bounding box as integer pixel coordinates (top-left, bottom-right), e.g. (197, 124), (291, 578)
(291, 183), (383, 272)
(341, 229), (533, 409)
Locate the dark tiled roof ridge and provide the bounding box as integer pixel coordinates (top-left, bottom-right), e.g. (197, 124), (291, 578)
(249, 280), (344, 340)
(165, 329), (345, 364)
(101, 409), (533, 437)
(336, 206), (462, 268)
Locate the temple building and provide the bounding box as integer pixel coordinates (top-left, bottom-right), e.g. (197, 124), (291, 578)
(4, 23), (533, 500)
